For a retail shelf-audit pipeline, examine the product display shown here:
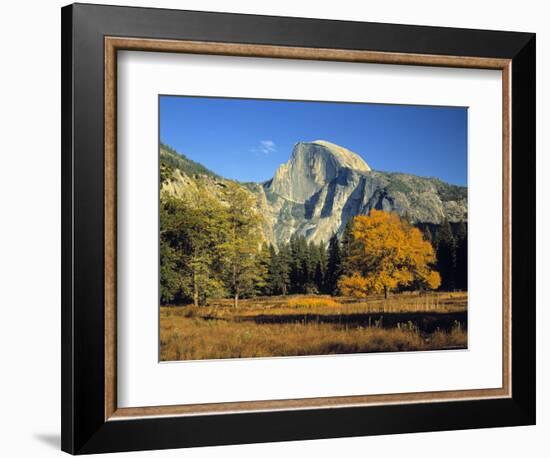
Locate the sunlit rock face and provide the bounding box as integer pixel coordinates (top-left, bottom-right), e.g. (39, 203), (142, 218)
(257, 140), (466, 246)
(267, 141), (371, 203)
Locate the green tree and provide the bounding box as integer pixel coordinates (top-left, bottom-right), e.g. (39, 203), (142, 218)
(305, 241), (320, 293)
(423, 226), (433, 244)
(315, 241), (328, 293)
(220, 182), (265, 308)
(435, 219), (456, 291)
(265, 244), (278, 295)
(289, 235), (309, 293)
(341, 218), (355, 275)
(160, 191), (227, 306)
(256, 242), (272, 295)
(326, 234), (342, 295)
(267, 243), (291, 295)
(455, 221), (468, 291)
(159, 234), (180, 304)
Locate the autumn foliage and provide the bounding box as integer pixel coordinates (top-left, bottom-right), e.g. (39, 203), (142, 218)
(338, 210), (441, 298)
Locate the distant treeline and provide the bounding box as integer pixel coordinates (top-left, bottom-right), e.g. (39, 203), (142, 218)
(260, 219), (467, 298)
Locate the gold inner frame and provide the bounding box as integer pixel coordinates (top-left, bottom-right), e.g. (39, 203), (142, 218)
(104, 37), (512, 421)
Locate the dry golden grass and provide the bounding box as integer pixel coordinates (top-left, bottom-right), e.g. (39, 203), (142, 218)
(160, 292), (467, 361)
(286, 296), (340, 308)
(197, 291), (465, 311)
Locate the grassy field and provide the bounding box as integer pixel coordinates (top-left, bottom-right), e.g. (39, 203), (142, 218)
(160, 291), (467, 361)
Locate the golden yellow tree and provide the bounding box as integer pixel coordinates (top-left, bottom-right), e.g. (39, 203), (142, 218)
(338, 210), (441, 298)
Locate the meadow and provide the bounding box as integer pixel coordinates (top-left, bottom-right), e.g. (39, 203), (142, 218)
(160, 291), (467, 361)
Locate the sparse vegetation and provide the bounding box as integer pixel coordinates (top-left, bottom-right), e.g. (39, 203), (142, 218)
(161, 143), (220, 179)
(431, 178), (468, 202)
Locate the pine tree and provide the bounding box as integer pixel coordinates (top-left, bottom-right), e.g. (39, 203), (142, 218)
(341, 218), (355, 275)
(435, 219), (456, 291)
(326, 234), (342, 295)
(289, 235), (309, 293)
(256, 242), (272, 295)
(266, 243), (291, 296)
(424, 226), (433, 244)
(289, 236), (299, 292)
(305, 241), (320, 293)
(455, 221), (468, 291)
(276, 243), (292, 295)
(265, 244), (277, 295)
(315, 241), (328, 293)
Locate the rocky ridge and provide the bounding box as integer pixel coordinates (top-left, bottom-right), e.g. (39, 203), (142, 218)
(160, 141), (467, 248)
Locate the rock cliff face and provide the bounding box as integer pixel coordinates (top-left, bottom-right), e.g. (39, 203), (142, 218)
(160, 141), (467, 248)
(268, 140), (371, 203)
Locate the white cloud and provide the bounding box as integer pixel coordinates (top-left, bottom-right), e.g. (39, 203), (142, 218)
(258, 140), (276, 154)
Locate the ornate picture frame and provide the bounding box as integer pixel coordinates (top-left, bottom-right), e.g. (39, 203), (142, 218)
(61, 3), (535, 454)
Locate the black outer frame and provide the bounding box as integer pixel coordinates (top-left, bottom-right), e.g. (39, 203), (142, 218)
(61, 3), (536, 454)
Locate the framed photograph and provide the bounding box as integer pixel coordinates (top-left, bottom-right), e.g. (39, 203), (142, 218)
(61, 3), (536, 454)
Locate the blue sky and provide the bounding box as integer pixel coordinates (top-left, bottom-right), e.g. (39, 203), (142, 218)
(160, 95), (467, 186)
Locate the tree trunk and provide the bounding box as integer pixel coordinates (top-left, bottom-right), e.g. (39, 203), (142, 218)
(193, 271), (199, 307)
(232, 264), (238, 308)
(384, 286), (389, 300)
